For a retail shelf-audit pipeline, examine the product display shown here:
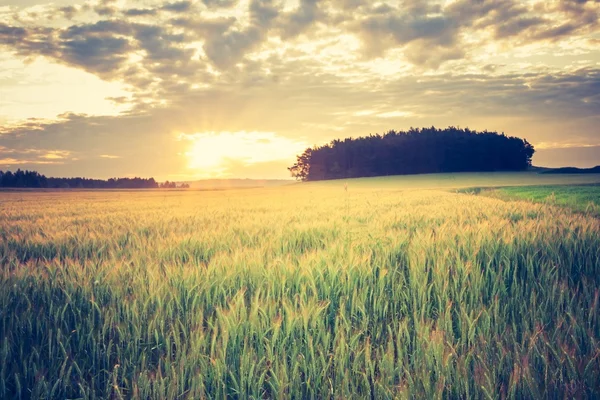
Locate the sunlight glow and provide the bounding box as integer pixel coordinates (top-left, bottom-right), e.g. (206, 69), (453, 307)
(183, 131), (308, 177)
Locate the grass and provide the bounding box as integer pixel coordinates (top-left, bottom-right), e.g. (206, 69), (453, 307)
(460, 184), (600, 217)
(302, 171), (600, 190)
(494, 184), (600, 215)
(1, 172), (600, 399)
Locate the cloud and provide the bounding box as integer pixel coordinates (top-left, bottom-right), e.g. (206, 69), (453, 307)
(278, 0), (322, 39)
(0, 147), (72, 167)
(203, 28), (263, 69)
(345, 0), (599, 67)
(57, 5), (78, 19)
(40, 150), (71, 159)
(201, 0), (238, 9)
(0, 21), (133, 77)
(0, 158), (63, 165)
(348, 2), (465, 65)
(124, 8), (158, 17)
(198, 0), (280, 69)
(0, 18), (206, 96)
(94, 4), (117, 16)
(535, 142), (600, 150)
(161, 1), (193, 13)
(0, 24), (28, 46)
(249, 0), (279, 27)
(0, 111), (189, 179)
(62, 36), (132, 73)
(2, 66), (598, 142)
(134, 24), (191, 61)
(1, 0), (597, 78)
(494, 17), (547, 39)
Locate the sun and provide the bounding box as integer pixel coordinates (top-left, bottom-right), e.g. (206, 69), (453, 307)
(183, 131), (308, 177)
(186, 134), (234, 171)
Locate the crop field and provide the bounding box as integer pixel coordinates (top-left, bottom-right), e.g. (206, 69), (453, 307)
(1, 173), (600, 399)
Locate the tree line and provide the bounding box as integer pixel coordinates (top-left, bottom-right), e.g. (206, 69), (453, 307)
(289, 126), (535, 181)
(0, 169), (190, 189)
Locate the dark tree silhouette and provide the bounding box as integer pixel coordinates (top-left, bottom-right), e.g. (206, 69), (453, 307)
(160, 181), (177, 188)
(289, 126), (535, 181)
(0, 169), (193, 189)
(288, 148), (312, 181)
(0, 169), (163, 189)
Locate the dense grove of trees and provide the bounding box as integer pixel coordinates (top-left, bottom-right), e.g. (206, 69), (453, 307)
(0, 169), (189, 189)
(289, 127), (535, 181)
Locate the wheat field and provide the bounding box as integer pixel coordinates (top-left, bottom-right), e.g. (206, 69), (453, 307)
(1, 174), (600, 399)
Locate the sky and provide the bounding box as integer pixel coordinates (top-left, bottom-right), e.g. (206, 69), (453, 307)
(0, 0), (599, 180)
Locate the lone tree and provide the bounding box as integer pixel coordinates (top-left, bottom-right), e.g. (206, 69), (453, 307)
(289, 126), (535, 181)
(288, 148), (312, 181)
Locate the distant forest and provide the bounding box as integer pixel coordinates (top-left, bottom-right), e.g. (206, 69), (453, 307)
(289, 127), (535, 181)
(540, 166), (600, 174)
(0, 169), (189, 189)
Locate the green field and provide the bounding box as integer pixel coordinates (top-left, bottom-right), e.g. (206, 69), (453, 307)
(475, 184), (600, 217)
(302, 171), (600, 190)
(1, 173), (600, 399)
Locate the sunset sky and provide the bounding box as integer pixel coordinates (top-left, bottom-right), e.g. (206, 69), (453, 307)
(0, 0), (599, 180)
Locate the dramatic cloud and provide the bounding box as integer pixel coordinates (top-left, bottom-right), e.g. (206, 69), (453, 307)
(201, 0), (238, 9)
(0, 0), (599, 179)
(161, 1), (193, 13)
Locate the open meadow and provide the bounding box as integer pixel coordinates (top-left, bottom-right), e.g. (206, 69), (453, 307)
(1, 172), (600, 399)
